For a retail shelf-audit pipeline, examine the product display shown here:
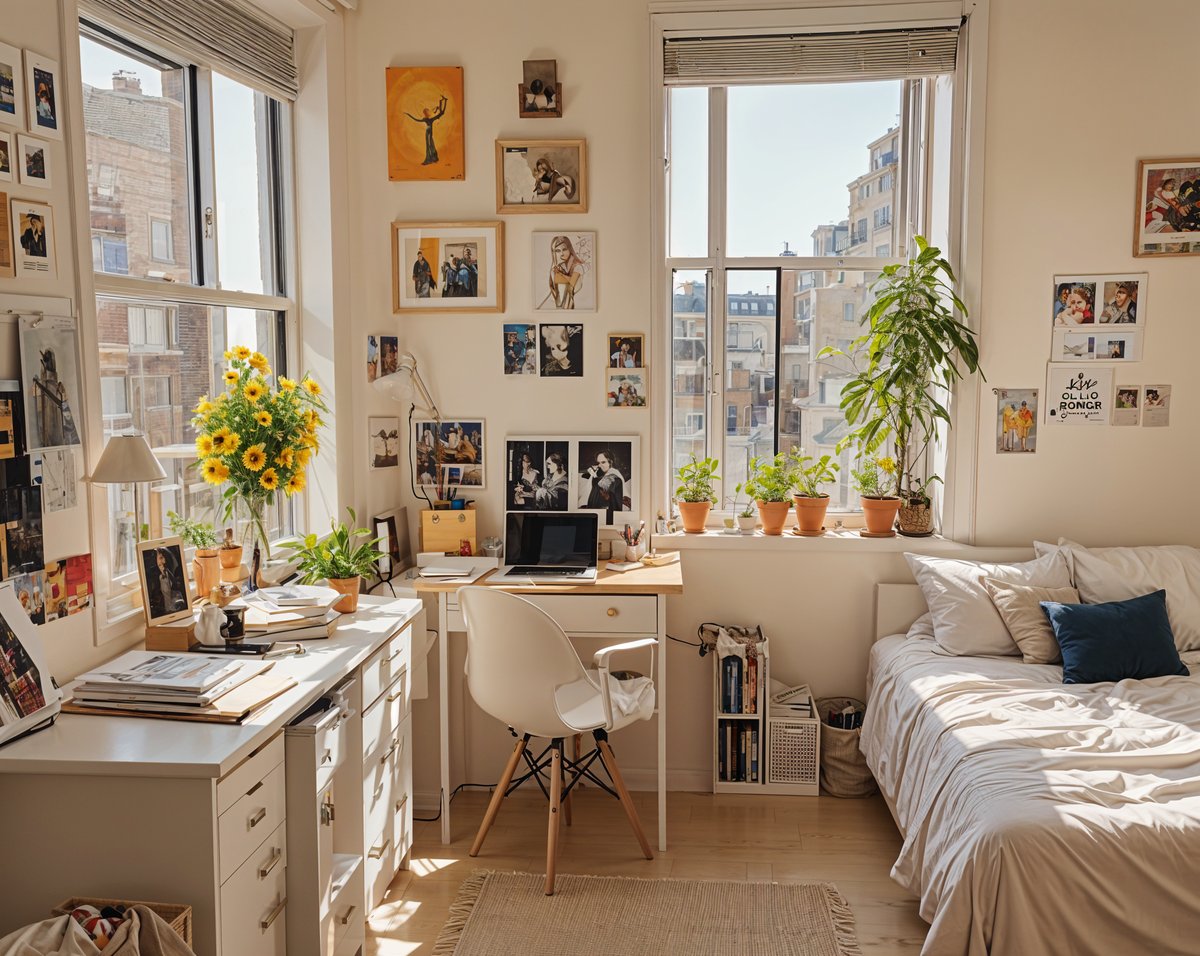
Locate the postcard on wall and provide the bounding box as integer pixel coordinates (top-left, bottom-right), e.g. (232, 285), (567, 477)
(31, 447), (75, 512)
(1143, 384), (1171, 427)
(538, 323), (584, 377)
(0, 191), (12, 278)
(0, 42), (25, 130)
(413, 419), (485, 489)
(367, 416), (399, 469)
(1053, 330), (1142, 363)
(25, 51), (62, 140)
(0, 581), (63, 744)
(1045, 366), (1113, 425)
(17, 135), (49, 189)
(505, 437), (569, 511)
(1113, 386), (1141, 426)
(995, 388), (1037, 453)
(0, 130), (12, 183)
(496, 139), (587, 214)
(532, 232), (596, 311)
(385, 66), (464, 182)
(65, 552), (92, 614)
(503, 323), (538, 375)
(13, 571), (44, 625)
(608, 334), (644, 369)
(2, 486), (43, 580)
(391, 221), (503, 313)
(366, 335), (379, 383)
(11, 198), (55, 280)
(605, 370), (648, 408)
(18, 318), (82, 450)
(42, 558), (67, 621)
(1135, 159), (1200, 257)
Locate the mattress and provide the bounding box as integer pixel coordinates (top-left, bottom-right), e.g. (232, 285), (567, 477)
(862, 616), (1200, 956)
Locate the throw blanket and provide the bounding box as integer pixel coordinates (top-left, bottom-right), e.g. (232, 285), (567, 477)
(0, 908), (193, 956)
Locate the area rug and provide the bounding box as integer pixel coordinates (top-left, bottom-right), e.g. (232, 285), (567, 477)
(432, 871), (861, 956)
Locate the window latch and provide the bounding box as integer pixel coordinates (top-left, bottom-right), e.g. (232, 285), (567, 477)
(204, 206), (215, 239)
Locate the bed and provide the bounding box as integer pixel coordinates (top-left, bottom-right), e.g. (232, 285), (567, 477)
(862, 583), (1200, 956)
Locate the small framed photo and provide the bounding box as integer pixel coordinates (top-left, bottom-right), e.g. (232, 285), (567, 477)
(538, 323), (584, 377)
(17, 135), (49, 188)
(1134, 158), (1200, 257)
(496, 139), (587, 214)
(0, 129), (13, 183)
(0, 42), (25, 130)
(391, 220), (503, 313)
(24, 51), (61, 140)
(11, 198), (56, 280)
(605, 369), (647, 407)
(607, 333), (644, 369)
(532, 231), (595, 311)
(136, 537), (192, 626)
(519, 59), (561, 118)
(368, 416), (400, 469)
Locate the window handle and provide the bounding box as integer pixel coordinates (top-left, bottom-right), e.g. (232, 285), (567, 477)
(204, 206), (215, 239)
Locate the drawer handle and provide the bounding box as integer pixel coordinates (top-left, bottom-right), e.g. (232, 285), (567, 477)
(607, 607), (618, 617)
(321, 748), (333, 765)
(260, 896), (287, 932)
(258, 846), (282, 879)
(385, 649), (402, 663)
(248, 807), (267, 829)
(380, 738), (399, 764)
(395, 795), (407, 812)
(386, 688), (403, 703)
(246, 780), (264, 797)
(368, 838), (391, 860)
(339, 905), (357, 926)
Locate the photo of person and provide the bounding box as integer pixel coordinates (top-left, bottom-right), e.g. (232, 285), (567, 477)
(506, 439), (568, 512)
(1104, 339), (1126, 360)
(12, 200), (54, 279)
(367, 335), (380, 383)
(1053, 283), (1095, 326)
(1117, 388), (1140, 408)
(379, 335), (399, 377)
(533, 232), (596, 311)
(1099, 280), (1139, 324)
(503, 323), (538, 375)
(539, 324), (584, 377)
(19, 137), (48, 188)
(392, 222), (503, 313)
(519, 59), (561, 117)
(440, 241), (480, 298)
(413, 420), (486, 487)
(0, 45), (18, 121)
(1143, 384), (1172, 427)
(137, 541), (190, 625)
(18, 323), (82, 450)
(608, 334), (643, 368)
(19, 211), (46, 258)
(0, 131), (11, 184)
(2, 487), (44, 578)
(996, 389), (1037, 453)
(1113, 386), (1141, 427)
(368, 416), (400, 468)
(498, 140), (587, 212)
(576, 440), (636, 526)
(0, 604), (47, 721)
(606, 371), (648, 407)
(13, 572), (45, 626)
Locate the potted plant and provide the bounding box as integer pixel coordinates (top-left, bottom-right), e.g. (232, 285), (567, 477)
(218, 527), (243, 571)
(735, 502), (757, 533)
(898, 475), (940, 537)
(168, 511), (221, 599)
(789, 451), (839, 536)
(674, 455), (719, 533)
(820, 236), (982, 537)
(736, 454), (794, 536)
(850, 455), (900, 536)
(278, 508), (382, 613)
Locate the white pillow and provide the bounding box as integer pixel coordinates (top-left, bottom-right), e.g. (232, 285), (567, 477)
(1046, 540), (1200, 652)
(904, 551), (1073, 657)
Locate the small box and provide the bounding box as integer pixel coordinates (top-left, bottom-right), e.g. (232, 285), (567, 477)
(420, 508), (477, 554)
(144, 614), (197, 651)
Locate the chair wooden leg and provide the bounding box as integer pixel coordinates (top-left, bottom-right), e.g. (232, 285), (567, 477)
(545, 743), (563, 895)
(598, 739), (654, 860)
(470, 736), (526, 858)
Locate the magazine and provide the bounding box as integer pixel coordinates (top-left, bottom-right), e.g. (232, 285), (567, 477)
(0, 582), (63, 745)
(76, 652), (245, 693)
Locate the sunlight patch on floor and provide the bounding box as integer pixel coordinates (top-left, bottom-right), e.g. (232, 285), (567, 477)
(409, 856), (458, 876)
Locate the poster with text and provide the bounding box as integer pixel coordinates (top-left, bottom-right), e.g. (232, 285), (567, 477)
(1045, 366), (1113, 425)
(996, 389), (1037, 453)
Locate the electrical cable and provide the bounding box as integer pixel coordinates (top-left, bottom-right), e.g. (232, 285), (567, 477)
(413, 781), (499, 822)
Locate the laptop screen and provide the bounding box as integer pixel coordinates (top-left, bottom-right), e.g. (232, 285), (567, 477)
(504, 513), (598, 567)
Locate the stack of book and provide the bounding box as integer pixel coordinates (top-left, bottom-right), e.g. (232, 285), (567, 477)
(239, 585), (343, 640)
(71, 652), (277, 716)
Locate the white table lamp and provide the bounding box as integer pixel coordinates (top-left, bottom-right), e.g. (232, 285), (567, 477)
(90, 433), (168, 485)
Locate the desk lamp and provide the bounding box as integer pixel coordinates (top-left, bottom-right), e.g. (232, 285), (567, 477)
(374, 352), (447, 503)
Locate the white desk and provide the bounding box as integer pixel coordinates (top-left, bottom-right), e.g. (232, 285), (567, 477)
(415, 561), (684, 852)
(0, 596), (423, 956)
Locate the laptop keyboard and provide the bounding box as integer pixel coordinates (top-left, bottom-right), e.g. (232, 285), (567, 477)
(511, 566), (589, 575)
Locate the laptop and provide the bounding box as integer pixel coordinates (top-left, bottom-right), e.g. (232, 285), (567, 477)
(497, 512), (599, 583)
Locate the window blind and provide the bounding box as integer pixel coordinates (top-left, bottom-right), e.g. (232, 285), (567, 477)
(663, 26), (959, 86)
(83, 0), (298, 100)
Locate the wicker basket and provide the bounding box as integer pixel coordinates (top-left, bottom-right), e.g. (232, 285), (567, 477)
(52, 897), (193, 946)
(815, 696), (877, 798)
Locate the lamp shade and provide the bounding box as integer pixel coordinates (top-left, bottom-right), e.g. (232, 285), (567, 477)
(90, 433), (167, 484)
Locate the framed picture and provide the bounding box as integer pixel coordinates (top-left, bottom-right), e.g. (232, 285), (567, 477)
(0, 42), (24, 129)
(368, 416), (399, 469)
(538, 323), (584, 377)
(391, 220), (503, 313)
(503, 434), (641, 529)
(11, 198), (55, 280)
(995, 388), (1037, 453)
(532, 231), (596, 311)
(1134, 158), (1200, 257)
(496, 139), (587, 214)
(136, 537), (192, 626)
(24, 51), (61, 140)
(505, 438), (570, 511)
(413, 419), (486, 489)
(17, 135), (48, 189)
(605, 369), (647, 407)
(386, 66), (464, 181)
(0, 191), (12, 278)
(0, 129), (12, 183)
(576, 437), (639, 527)
(18, 316), (82, 450)
(372, 507), (413, 578)
(518, 59), (561, 118)
(607, 333), (644, 369)
(503, 323), (538, 375)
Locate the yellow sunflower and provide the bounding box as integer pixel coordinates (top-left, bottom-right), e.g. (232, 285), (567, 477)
(193, 395), (213, 415)
(284, 471), (306, 495)
(223, 370), (239, 388)
(256, 410), (272, 427)
(223, 350), (233, 360)
(877, 456), (897, 475)
(201, 457), (230, 485)
(278, 377), (297, 392)
(241, 443), (267, 472)
(249, 352), (271, 374)
(302, 377), (322, 397)
(233, 345), (252, 360)
(258, 468), (279, 491)
(242, 380), (266, 403)
(195, 434), (214, 456)
(295, 447), (311, 468)
(211, 427), (233, 452)
(300, 430), (319, 450)
(275, 447), (294, 469)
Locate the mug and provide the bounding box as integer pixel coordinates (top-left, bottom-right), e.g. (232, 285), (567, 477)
(625, 541), (647, 563)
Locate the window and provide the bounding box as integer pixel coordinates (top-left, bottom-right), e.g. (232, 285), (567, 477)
(80, 19), (296, 613)
(662, 14), (960, 515)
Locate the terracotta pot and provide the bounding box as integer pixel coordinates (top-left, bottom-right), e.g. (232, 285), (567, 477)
(861, 496), (901, 536)
(327, 576), (362, 613)
(676, 500), (712, 534)
(793, 495), (830, 536)
(756, 500), (792, 536)
(219, 545), (243, 570)
(736, 514), (758, 533)
(192, 550), (221, 601)
(898, 498), (934, 536)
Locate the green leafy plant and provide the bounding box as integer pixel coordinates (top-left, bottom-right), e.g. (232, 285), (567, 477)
(736, 453), (794, 503)
(789, 451), (839, 499)
(167, 511), (220, 551)
(849, 455), (897, 499)
(675, 455), (721, 504)
(278, 508), (382, 583)
(819, 236), (983, 499)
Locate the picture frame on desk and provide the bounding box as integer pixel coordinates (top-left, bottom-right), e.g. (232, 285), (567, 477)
(136, 536), (193, 626)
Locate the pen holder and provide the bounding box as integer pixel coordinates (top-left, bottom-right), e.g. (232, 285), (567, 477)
(624, 541), (647, 563)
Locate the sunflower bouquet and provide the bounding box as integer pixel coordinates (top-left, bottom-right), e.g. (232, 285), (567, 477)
(191, 346), (328, 558)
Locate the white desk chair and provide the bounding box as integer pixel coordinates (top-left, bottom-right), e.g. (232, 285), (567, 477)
(459, 586), (657, 895)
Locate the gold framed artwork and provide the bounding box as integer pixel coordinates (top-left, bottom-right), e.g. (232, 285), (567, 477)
(386, 66), (464, 181)
(496, 139), (587, 214)
(1134, 157), (1200, 257)
(391, 220), (504, 313)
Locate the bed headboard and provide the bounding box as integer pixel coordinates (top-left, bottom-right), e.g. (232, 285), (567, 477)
(875, 583), (928, 641)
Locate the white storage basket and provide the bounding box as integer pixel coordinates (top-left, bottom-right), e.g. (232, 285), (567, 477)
(766, 715), (820, 794)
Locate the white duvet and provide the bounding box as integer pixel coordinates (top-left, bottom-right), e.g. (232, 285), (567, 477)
(862, 617), (1200, 956)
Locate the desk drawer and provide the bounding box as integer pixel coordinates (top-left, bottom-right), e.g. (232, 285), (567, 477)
(364, 815), (395, 911)
(361, 675), (404, 760)
(522, 594), (656, 635)
(217, 732), (284, 816)
(219, 759), (286, 884)
(363, 713), (410, 841)
(361, 627), (410, 708)
(220, 822), (287, 956)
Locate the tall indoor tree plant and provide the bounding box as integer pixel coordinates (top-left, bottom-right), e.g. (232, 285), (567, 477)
(821, 237), (983, 536)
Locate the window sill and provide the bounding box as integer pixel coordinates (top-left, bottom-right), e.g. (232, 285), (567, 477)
(660, 528), (969, 554)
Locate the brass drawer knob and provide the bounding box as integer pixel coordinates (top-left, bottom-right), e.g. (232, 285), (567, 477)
(607, 608), (618, 617)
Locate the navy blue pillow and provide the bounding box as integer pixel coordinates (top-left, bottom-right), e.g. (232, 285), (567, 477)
(1041, 589), (1188, 685)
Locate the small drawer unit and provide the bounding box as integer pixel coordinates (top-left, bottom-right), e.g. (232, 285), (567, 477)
(219, 822), (288, 956)
(766, 715), (820, 794)
(217, 735), (287, 885)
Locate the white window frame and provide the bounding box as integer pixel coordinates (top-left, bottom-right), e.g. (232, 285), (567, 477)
(651, 0), (990, 538)
(149, 215), (174, 263)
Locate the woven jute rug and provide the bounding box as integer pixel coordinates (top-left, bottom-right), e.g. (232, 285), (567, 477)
(432, 871), (862, 956)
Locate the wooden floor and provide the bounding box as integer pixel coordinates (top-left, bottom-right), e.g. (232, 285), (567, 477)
(366, 788), (928, 955)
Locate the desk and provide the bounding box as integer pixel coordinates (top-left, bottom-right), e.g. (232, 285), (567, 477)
(415, 561), (684, 851)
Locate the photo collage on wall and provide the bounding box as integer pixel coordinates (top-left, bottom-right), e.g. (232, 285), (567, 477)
(505, 435), (638, 528)
(413, 419), (486, 492)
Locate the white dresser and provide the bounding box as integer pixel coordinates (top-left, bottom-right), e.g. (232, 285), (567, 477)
(0, 596), (422, 956)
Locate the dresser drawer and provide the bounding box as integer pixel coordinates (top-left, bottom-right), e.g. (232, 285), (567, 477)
(522, 594), (657, 635)
(217, 733), (284, 816)
(360, 678), (403, 762)
(363, 714), (408, 841)
(364, 816), (395, 911)
(220, 822), (288, 956)
(361, 627), (410, 708)
(219, 759), (287, 884)
(391, 790), (411, 872)
(288, 699), (349, 796)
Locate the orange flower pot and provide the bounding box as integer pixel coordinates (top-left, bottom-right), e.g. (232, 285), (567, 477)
(860, 496), (901, 536)
(756, 501), (791, 536)
(327, 576), (362, 613)
(676, 500), (712, 534)
(192, 550), (221, 601)
(792, 495), (830, 536)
